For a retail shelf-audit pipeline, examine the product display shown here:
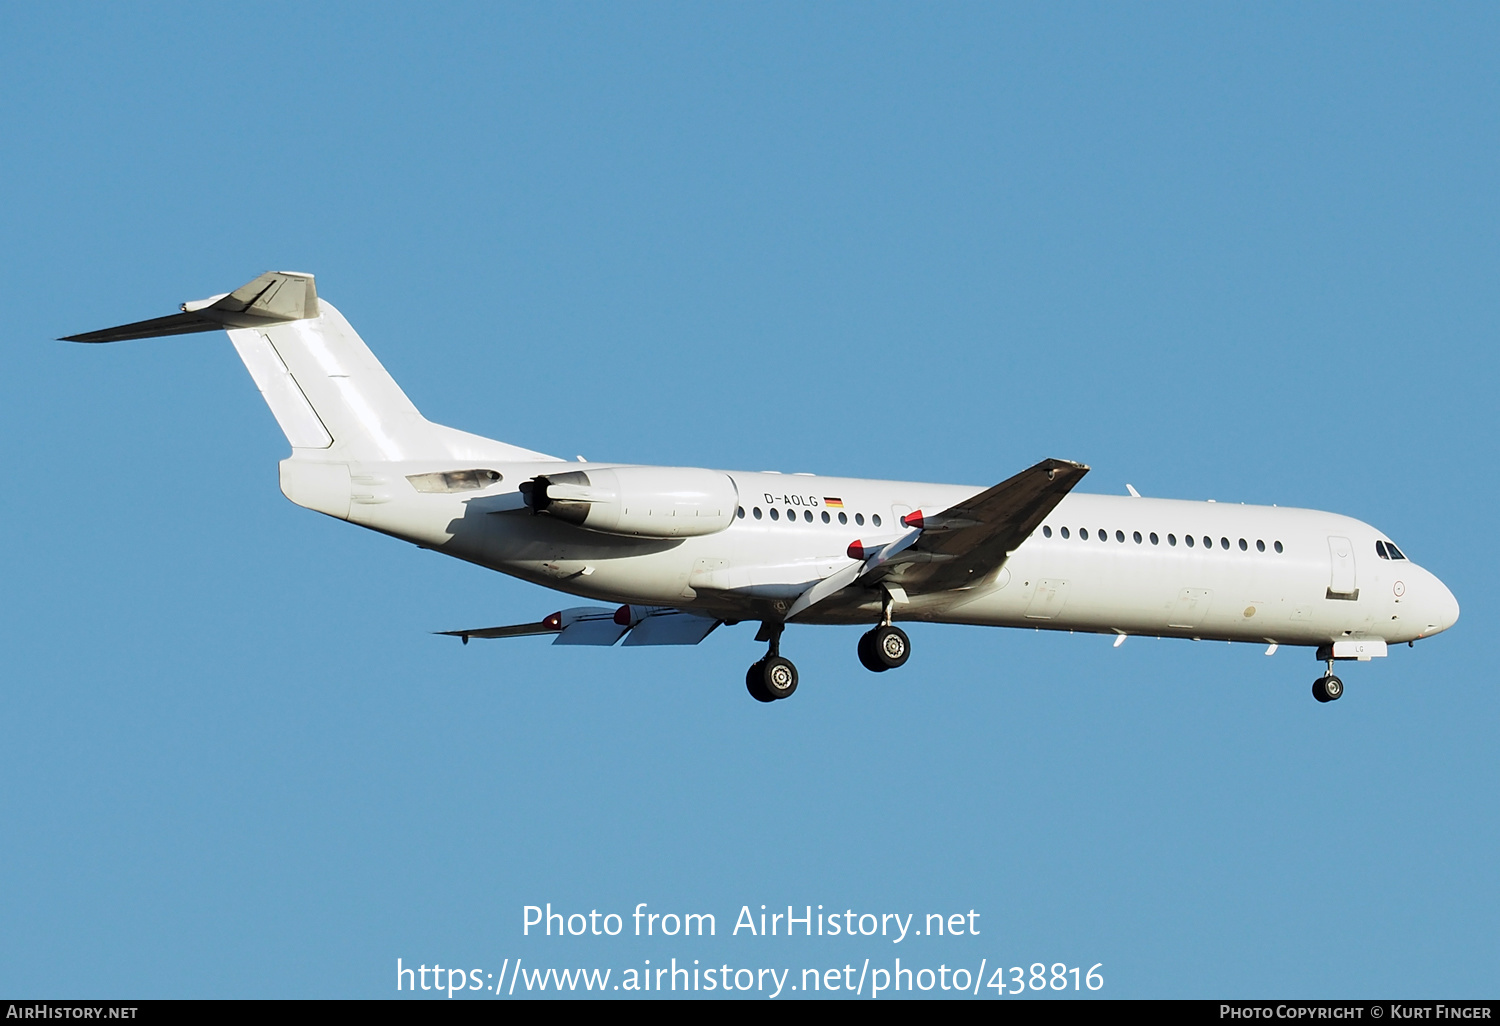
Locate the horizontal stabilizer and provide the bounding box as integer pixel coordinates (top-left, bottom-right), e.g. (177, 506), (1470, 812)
(60, 271), (319, 343)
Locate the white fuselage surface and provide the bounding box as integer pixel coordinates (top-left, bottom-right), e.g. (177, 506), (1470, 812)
(348, 461), (1458, 647)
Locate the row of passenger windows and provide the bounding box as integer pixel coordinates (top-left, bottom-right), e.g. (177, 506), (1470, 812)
(1041, 525), (1285, 553)
(736, 507), (882, 527)
(737, 507), (1409, 562)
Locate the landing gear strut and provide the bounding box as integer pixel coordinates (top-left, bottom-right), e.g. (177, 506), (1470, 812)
(1312, 654), (1344, 703)
(858, 587), (911, 672)
(746, 622), (797, 702)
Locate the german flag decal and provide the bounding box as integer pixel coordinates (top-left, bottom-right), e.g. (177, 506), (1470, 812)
(824, 497), (844, 509)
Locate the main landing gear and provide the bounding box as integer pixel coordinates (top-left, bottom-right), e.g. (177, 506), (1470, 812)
(857, 586), (910, 673)
(1312, 653), (1344, 703)
(746, 622), (797, 703)
(858, 624), (910, 672)
(745, 590), (915, 702)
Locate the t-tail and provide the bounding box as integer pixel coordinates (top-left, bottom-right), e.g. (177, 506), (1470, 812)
(61, 271), (555, 517)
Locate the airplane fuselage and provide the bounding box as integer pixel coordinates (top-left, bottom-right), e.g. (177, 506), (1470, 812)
(333, 460), (1458, 648)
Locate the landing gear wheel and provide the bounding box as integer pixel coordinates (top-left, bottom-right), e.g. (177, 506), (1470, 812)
(1312, 675), (1344, 703)
(857, 630), (887, 672)
(746, 660), (775, 703)
(859, 625), (910, 671)
(761, 655), (798, 699)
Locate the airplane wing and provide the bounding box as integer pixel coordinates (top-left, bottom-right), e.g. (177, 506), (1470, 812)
(875, 457), (1088, 593)
(438, 605), (719, 647)
(438, 620), (561, 644)
(788, 458), (1088, 621)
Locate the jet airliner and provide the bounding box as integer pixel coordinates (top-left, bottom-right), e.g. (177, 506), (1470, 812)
(63, 272), (1459, 703)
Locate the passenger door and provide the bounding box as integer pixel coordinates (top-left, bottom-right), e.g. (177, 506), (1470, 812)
(1327, 536), (1359, 599)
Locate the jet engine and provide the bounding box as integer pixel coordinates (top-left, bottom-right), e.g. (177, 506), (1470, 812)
(519, 467), (737, 538)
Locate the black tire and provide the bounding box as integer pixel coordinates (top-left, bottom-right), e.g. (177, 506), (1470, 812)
(871, 625), (910, 669)
(1312, 676), (1333, 703)
(746, 660), (775, 703)
(762, 655), (798, 699)
(1323, 675), (1343, 701)
(857, 630), (888, 673)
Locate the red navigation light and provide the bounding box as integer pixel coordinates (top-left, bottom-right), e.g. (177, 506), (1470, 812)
(543, 611), (562, 631)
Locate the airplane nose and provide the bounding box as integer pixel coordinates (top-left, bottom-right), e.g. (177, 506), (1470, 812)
(1439, 581), (1460, 631)
(1423, 575), (1460, 636)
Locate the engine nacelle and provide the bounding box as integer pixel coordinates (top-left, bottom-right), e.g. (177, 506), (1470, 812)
(520, 466), (738, 538)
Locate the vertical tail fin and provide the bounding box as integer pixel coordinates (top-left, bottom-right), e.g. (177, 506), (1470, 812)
(61, 271), (555, 466)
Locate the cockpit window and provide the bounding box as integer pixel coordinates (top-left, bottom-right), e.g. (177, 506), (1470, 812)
(1386, 541), (1406, 560)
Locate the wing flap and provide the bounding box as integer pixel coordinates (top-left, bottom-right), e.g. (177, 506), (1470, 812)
(622, 610), (721, 646)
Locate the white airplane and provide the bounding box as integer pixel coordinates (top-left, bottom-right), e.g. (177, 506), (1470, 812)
(64, 271), (1459, 704)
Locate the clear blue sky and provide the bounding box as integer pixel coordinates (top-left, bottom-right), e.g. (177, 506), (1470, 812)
(1, 2), (1495, 999)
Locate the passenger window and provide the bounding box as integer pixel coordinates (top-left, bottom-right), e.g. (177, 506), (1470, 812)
(872, 514), (882, 527)
(1186, 535), (1195, 548)
(753, 507), (763, 520)
(1274, 541), (1283, 553)
(838, 512), (848, 525)
(1133, 531), (1142, 544)
(1081, 528), (1090, 540)
(1256, 539), (1265, 552)
(804, 510), (813, 522)
(769, 508), (779, 521)
(787, 511), (797, 525)
(1061, 527), (1071, 539)
(855, 513), (865, 526)
(1150, 532), (1159, 545)
(1167, 533), (1176, 546)
(1204, 536), (1213, 549)
(1043, 525), (1053, 538)
(1116, 530), (1125, 542)
(821, 511), (831, 524)
(1099, 528), (1107, 541)
(737, 507), (745, 519)
(1238, 538), (1247, 551)
(1220, 537), (1229, 550)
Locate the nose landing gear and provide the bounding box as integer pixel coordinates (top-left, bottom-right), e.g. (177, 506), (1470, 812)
(1312, 653), (1344, 703)
(746, 622), (798, 702)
